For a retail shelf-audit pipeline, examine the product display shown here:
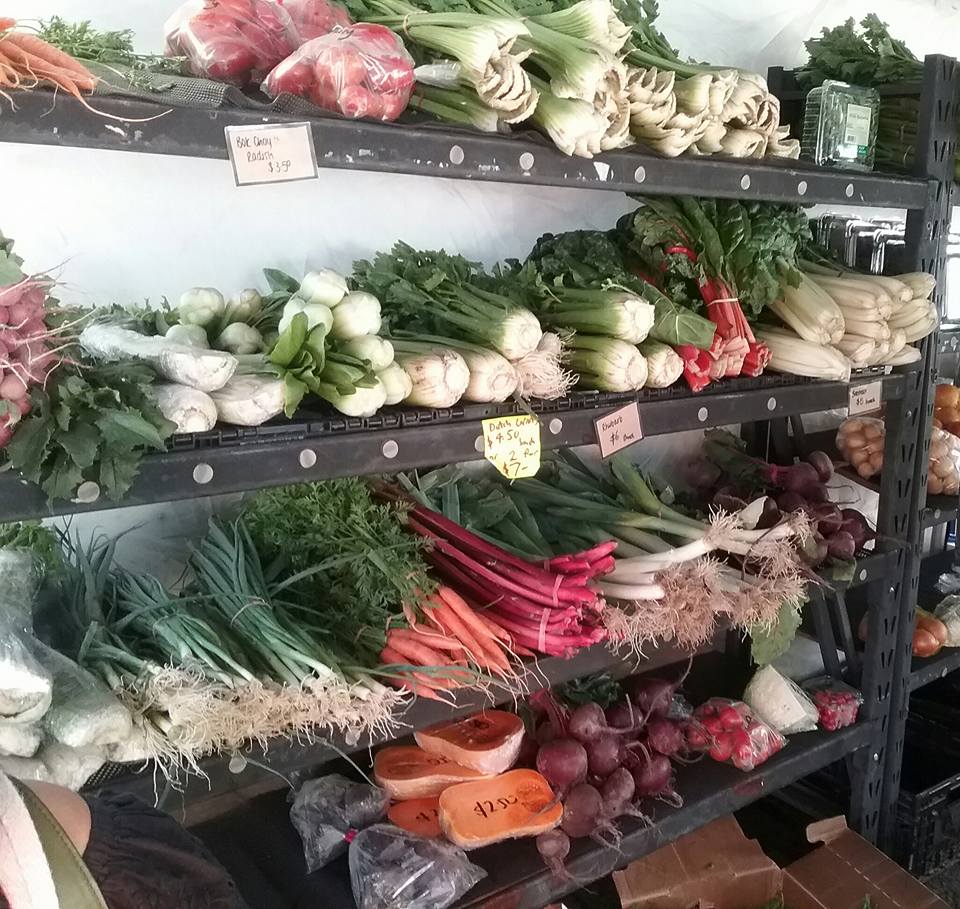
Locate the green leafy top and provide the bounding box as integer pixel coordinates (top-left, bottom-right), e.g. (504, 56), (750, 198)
(796, 15), (922, 88)
(619, 198), (811, 317)
(4, 361), (176, 503)
(242, 479), (435, 663)
(0, 522), (63, 574)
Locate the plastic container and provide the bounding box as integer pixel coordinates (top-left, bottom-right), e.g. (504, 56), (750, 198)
(802, 80), (880, 172)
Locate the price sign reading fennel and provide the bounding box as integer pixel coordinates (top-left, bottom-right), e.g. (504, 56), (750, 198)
(224, 123), (318, 186)
(482, 414), (541, 479)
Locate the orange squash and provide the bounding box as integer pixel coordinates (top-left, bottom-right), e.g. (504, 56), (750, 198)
(415, 709), (525, 774)
(439, 769), (563, 849)
(387, 797), (442, 837)
(373, 745), (490, 800)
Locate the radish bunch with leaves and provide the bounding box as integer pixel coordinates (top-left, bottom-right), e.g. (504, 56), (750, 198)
(0, 232), (63, 448)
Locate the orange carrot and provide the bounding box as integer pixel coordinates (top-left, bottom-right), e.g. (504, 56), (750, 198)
(386, 634), (448, 668)
(473, 610), (511, 642)
(389, 626), (464, 652)
(386, 676), (447, 702)
(0, 34), (95, 87)
(431, 595), (509, 673)
(437, 588), (512, 671)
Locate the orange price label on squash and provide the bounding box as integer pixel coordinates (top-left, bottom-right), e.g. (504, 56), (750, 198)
(482, 414), (541, 479)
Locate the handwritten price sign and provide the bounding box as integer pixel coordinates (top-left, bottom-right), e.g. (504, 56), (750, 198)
(594, 402), (643, 459)
(225, 123), (318, 186)
(482, 414), (541, 479)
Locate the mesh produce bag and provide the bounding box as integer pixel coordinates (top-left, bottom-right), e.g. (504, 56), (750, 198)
(165, 0), (300, 85)
(836, 417), (885, 480)
(263, 25), (415, 120)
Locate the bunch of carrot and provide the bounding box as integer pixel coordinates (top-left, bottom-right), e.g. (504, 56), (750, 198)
(380, 585), (519, 701)
(0, 22), (96, 104)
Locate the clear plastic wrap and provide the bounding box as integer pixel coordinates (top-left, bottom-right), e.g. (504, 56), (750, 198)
(263, 25), (415, 121)
(164, 0), (300, 85)
(349, 824), (486, 909)
(927, 428), (960, 497)
(276, 0), (353, 41)
(836, 417), (885, 481)
(802, 679), (863, 732)
(743, 665), (819, 735)
(290, 773), (390, 872)
(0, 551), (52, 726)
(934, 595), (960, 647)
(693, 698), (787, 772)
(31, 642), (133, 749)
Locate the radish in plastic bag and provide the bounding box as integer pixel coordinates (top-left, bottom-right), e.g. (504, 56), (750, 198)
(263, 24), (415, 121)
(277, 0), (353, 41)
(165, 0), (300, 85)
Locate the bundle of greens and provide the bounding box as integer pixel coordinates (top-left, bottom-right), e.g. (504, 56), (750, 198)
(617, 197), (813, 389)
(354, 242), (572, 402)
(795, 16), (955, 179)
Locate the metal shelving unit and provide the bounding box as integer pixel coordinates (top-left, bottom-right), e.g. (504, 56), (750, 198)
(1, 53), (957, 906)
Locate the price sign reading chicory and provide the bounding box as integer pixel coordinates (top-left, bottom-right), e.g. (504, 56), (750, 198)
(481, 414), (541, 479)
(225, 123), (318, 186)
(595, 402), (643, 459)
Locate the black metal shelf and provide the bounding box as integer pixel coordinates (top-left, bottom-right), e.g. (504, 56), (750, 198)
(0, 370), (910, 522)
(91, 635), (719, 821)
(909, 648), (960, 691)
(0, 90), (931, 208)
(190, 722), (873, 909)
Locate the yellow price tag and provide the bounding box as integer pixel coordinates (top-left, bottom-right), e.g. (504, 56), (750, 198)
(482, 413), (541, 479)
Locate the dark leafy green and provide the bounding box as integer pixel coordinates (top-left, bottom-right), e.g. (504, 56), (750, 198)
(4, 362), (176, 502)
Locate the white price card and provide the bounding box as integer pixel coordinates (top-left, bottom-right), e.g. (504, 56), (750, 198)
(225, 123), (318, 186)
(595, 402), (643, 459)
(848, 380), (883, 416)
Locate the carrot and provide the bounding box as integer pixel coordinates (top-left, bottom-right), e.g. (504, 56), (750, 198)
(0, 34), (95, 86)
(0, 19), (15, 34)
(473, 610), (511, 642)
(385, 634), (448, 668)
(386, 676), (447, 703)
(431, 595), (510, 674)
(390, 626), (464, 652)
(437, 587), (512, 671)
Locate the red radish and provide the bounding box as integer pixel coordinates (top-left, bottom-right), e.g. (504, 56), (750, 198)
(683, 719), (711, 752)
(717, 705), (743, 731)
(708, 732), (733, 762)
(0, 373), (26, 401)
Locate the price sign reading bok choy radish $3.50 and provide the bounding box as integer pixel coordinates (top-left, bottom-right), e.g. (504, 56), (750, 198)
(224, 123), (318, 186)
(482, 414), (541, 479)
(595, 402), (643, 459)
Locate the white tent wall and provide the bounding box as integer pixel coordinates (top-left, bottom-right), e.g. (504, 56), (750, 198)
(3, 0), (959, 569)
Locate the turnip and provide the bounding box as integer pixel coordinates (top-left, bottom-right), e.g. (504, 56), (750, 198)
(561, 782), (603, 838)
(536, 738), (588, 791)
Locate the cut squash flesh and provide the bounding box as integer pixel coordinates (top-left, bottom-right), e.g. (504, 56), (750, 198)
(438, 769), (562, 849)
(387, 797), (442, 838)
(373, 745), (490, 800)
(415, 709), (525, 774)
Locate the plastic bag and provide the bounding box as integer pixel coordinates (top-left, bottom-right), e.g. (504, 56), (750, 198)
(694, 698), (787, 772)
(802, 679), (863, 732)
(349, 824), (486, 909)
(928, 428), (960, 497)
(164, 0), (299, 85)
(0, 551), (52, 725)
(32, 642), (133, 749)
(743, 665), (819, 735)
(39, 741), (106, 791)
(0, 723), (42, 758)
(934, 595), (960, 647)
(836, 417), (885, 480)
(290, 773), (390, 872)
(263, 25), (415, 121)
(938, 567), (960, 595)
(276, 0), (352, 41)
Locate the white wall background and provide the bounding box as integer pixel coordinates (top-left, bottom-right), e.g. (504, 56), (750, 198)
(4, 0), (960, 566)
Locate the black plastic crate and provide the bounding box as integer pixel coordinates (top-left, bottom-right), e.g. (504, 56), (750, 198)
(894, 704), (960, 875)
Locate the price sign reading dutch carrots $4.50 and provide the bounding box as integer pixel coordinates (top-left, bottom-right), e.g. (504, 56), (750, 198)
(482, 414), (541, 479)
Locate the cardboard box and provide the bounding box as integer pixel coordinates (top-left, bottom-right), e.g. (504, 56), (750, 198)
(614, 815), (950, 909)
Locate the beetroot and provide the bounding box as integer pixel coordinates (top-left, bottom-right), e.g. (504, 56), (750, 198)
(645, 717), (684, 757)
(627, 677), (676, 717)
(568, 703), (610, 743)
(536, 738), (587, 791)
(537, 829), (571, 876)
(561, 783), (603, 838)
(631, 752), (673, 797)
(600, 767), (635, 817)
(812, 502), (842, 537)
(605, 700), (641, 730)
(585, 735), (621, 777)
(807, 450), (834, 483)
